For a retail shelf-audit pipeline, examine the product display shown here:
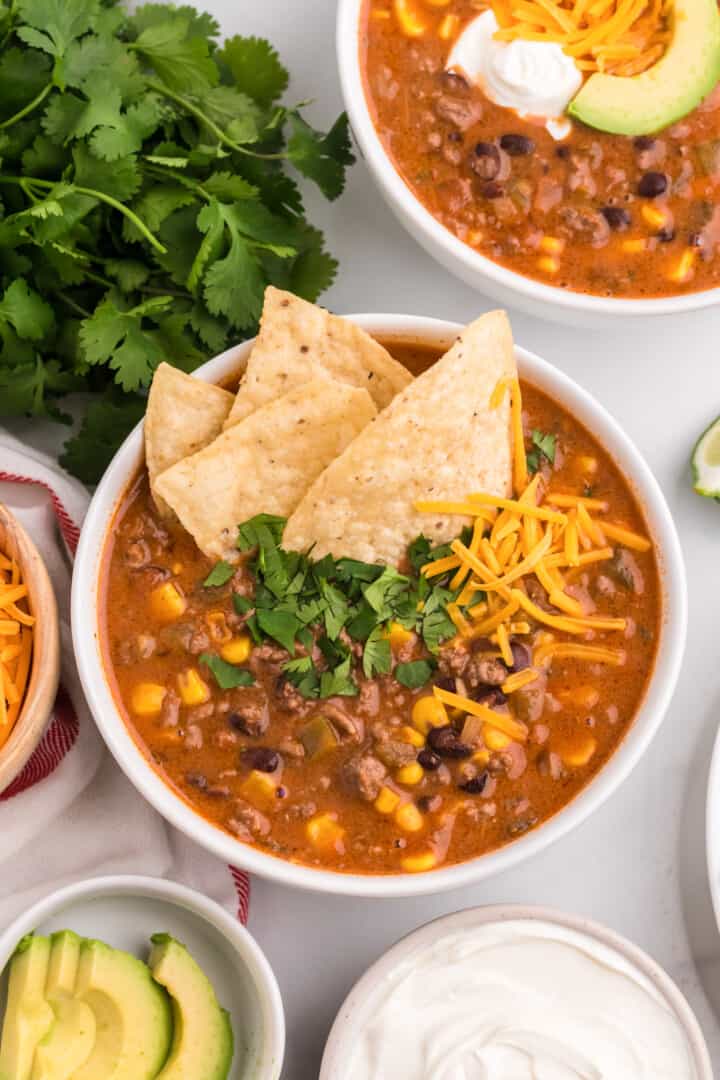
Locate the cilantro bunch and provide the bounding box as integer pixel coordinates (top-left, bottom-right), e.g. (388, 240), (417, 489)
(201, 515), (479, 701)
(0, 0), (354, 481)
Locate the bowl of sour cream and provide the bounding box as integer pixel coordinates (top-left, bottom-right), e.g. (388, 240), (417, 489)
(320, 905), (712, 1079)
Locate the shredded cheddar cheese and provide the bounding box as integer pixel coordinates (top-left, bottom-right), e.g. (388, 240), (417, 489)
(0, 552), (34, 748)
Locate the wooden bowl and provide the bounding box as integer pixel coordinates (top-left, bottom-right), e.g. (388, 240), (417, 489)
(0, 504), (60, 792)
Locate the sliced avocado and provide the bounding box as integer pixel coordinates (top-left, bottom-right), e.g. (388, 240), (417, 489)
(0, 936), (54, 1080)
(569, 0), (720, 134)
(70, 939), (172, 1080)
(149, 934), (233, 1080)
(30, 931), (95, 1080)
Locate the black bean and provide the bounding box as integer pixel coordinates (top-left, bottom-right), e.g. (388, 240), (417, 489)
(418, 748), (441, 771)
(658, 227), (675, 243)
(470, 141), (500, 180)
(427, 725), (472, 759)
(633, 135), (655, 151)
(459, 772), (488, 794)
(500, 133), (534, 156)
(510, 642), (532, 671)
(472, 686), (507, 708)
(243, 748), (280, 773)
(601, 206), (631, 231)
(555, 145), (571, 159)
(481, 181), (504, 199)
(638, 171), (668, 198)
(434, 676), (456, 694)
(185, 771), (207, 791)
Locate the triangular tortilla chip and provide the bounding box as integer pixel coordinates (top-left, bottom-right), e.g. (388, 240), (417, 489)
(283, 311), (515, 567)
(154, 378), (378, 562)
(223, 287), (412, 428)
(145, 363), (234, 517)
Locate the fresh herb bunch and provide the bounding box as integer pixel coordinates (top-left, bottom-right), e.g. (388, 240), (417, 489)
(200, 514), (480, 700)
(0, 0), (354, 481)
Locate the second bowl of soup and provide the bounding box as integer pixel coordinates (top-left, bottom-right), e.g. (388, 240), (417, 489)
(73, 294), (686, 896)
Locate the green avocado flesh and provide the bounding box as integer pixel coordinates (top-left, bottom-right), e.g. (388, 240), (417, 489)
(569, 0), (720, 134)
(31, 932), (95, 1080)
(149, 935), (233, 1080)
(71, 940), (173, 1080)
(0, 937), (54, 1080)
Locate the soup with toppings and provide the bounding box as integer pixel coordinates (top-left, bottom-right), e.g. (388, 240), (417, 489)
(100, 340), (661, 876)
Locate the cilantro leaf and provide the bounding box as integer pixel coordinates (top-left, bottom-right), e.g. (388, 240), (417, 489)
(72, 144), (141, 201)
(0, 279), (54, 341)
(60, 395), (146, 484)
(395, 660), (435, 690)
(286, 111), (355, 200)
(79, 295), (171, 391)
(199, 652), (254, 690)
(256, 609), (299, 654)
(219, 36), (289, 106)
(16, 0), (99, 65)
(237, 514), (286, 551)
(283, 655), (319, 699)
(363, 567), (410, 620)
(526, 429), (557, 474)
(363, 626), (391, 679)
(319, 655), (358, 699)
(320, 580), (350, 640)
(131, 18), (219, 93)
(90, 97), (163, 161)
(202, 560), (235, 587)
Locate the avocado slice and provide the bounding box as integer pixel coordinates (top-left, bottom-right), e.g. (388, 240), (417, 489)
(30, 931), (95, 1080)
(70, 939), (172, 1080)
(0, 936), (54, 1080)
(568, 0), (720, 134)
(148, 934), (233, 1080)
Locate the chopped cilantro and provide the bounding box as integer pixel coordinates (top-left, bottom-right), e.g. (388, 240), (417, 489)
(319, 655), (358, 698)
(202, 560), (235, 587)
(362, 625), (392, 679)
(199, 652), (254, 690)
(526, 430), (557, 474)
(256, 608), (300, 654)
(395, 659), (435, 690)
(237, 514), (287, 551)
(319, 579), (350, 640)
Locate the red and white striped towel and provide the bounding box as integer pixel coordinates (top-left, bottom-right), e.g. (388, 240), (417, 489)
(0, 433), (250, 925)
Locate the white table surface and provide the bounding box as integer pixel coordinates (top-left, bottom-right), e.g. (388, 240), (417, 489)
(9, 1), (720, 1075)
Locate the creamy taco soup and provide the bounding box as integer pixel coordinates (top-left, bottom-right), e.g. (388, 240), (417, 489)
(360, 0), (720, 298)
(100, 294), (661, 876)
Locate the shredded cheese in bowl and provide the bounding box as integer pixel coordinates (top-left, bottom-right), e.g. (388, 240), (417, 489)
(0, 549), (35, 749)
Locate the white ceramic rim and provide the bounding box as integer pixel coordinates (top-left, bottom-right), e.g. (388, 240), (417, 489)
(0, 874), (285, 1079)
(319, 904), (713, 1079)
(705, 723), (720, 929)
(72, 313), (687, 899)
(336, 0), (720, 320)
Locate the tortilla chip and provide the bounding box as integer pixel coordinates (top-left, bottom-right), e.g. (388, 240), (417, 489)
(146, 362), (234, 517)
(154, 378), (378, 562)
(224, 287), (412, 428)
(283, 311), (515, 567)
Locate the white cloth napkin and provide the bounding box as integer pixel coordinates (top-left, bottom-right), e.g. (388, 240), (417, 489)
(0, 433), (249, 925)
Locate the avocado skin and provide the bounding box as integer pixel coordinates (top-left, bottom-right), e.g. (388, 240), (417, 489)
(149, 934), (234, 1080)
(568, 0), (720, 135)
(0, 936), (54, 1080)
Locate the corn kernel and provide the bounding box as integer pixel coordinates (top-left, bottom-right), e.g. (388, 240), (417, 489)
(466, 228), (484, 246)
(438, 12), (460, 38)
(483, 723), (512, 751)
(401, 851), (437, 873)
(539, 235), (565, 255)
(537, 255), (559, 274)
(396, 762), (424, 785)
(131, 682), (166, 717)
(622, 238), (646, 254)
(579, 455), (598, 476)
(240, 770), (278, 805)
(177, 668), (210, 707)
(387, 621), (414, 651)
(412, 695), (448, 734)
(641, 204), (668, 230)
(220, 634), (252, 664)
(393, 0), (428, 35)
(395, 802), (424, 832)
(559, 735), (597, 767)
(473, 749), (490, 767)
(149, 582), (187, 622)
(306, 812), (345, 852)
(171, 562), (183, 575)
(669, 248), (696, 284)
(375, 786), (401, 815)
(399, 725), (425, 748)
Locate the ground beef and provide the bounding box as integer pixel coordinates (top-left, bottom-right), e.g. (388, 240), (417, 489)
(374, 738), (417, 768)
(228, 800), (271, 839)
(322, 702), (363, 742)
(465, 655), (508, 689)
(227, 693), (269, 736)
(160, 689), (180, 729)
(343, 755), (387, 801)
(438, 646), (469, 678)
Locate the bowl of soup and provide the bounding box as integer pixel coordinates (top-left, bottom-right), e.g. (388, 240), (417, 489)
(72, 293), (686, 896)
(337, 0), (720, 323)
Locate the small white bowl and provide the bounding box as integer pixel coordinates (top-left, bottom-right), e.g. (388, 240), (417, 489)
(320, 905), (713, 1079)
(72, 314), (686, 899)
(336, 0), (720, 326)
(0, 875), (285, 1080)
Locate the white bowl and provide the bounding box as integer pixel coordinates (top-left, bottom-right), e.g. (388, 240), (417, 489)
(72, 314), (686, 899)
(705, 723), (720, 929)
(320, 904), (713, 1079)
(336, 0), (720, 326)
(0, 875), (285, 1080)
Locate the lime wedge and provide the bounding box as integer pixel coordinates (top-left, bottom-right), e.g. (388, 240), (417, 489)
(692, 415), (720, 498)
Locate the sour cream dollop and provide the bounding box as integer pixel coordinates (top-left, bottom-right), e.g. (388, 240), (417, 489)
(447, 11), (582, 139)
(346, 920), (698, 1080)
